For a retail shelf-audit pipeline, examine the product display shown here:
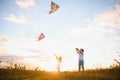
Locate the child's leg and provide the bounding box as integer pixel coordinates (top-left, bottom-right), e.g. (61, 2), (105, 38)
(78, 60), (81, 72)
(81, 61), (84, 71)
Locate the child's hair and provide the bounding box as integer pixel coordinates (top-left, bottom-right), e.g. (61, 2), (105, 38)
(80, 48), (84, 52)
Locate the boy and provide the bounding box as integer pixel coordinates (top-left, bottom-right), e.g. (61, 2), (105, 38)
(76, 48), (84, 72)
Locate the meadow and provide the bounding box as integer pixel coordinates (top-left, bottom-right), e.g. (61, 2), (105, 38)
(0, 67), (120, 80)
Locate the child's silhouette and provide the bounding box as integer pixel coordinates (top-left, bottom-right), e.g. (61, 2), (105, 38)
(54, 55), (62, 73)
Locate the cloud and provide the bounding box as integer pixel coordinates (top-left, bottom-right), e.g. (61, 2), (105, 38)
(83, 4), (120, 46)
(89, 4), (120, 29)
(68, 4), (120, 40)
(4, 14), (31, 24)
(67, 4), (120, 41)
(62, 4), (120, 37)
(16, 0), (35, 9)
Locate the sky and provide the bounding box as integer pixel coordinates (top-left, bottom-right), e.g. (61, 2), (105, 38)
(0, 0), (120, 71)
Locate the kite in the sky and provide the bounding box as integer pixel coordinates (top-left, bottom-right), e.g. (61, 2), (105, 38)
(49, 1), (60, 14)
(37, 33), (45, 41)
(25, 32), (45, 41)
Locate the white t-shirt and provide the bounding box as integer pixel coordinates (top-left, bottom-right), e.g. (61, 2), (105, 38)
(78, 51), (84, 61)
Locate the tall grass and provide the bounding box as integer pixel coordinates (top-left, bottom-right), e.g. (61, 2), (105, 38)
(0, 68), (120, 80)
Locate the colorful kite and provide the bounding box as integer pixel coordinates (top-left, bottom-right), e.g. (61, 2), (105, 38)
(37, 33), (45, 41)
(25, 32), (45, 41)
(49, 1), (60, 14)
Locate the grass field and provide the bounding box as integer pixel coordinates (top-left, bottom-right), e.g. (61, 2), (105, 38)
(0, 67), (120, 80)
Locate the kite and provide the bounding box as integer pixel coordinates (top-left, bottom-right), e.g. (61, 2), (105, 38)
(49, 1), (60, 14)
(37, 33), (45, 41)
(25, 32), (45, 41)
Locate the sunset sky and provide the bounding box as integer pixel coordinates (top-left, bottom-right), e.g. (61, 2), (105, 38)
(0, 0), (120, 71)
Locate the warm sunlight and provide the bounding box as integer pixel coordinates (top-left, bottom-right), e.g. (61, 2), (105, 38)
(0, 0), (120, 72)
(1, 0), (120, 80)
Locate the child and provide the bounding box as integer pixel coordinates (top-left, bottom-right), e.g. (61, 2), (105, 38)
(76, 48), (84, 72)
(54, 55), (62, 73)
